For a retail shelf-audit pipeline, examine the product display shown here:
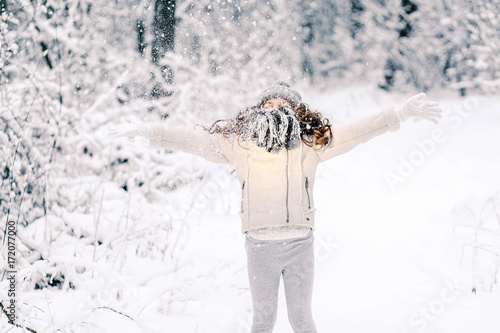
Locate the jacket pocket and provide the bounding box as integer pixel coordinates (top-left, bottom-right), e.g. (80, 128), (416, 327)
(305, 177), (311, 209)
(240, 181), (245, 213)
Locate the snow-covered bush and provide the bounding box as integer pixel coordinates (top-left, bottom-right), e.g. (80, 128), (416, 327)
(0, 0), (174, 301)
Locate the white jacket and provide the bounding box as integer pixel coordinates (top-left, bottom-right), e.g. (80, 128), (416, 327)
(149, 107), (400, 233)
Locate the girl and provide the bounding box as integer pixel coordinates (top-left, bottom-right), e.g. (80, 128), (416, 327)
(109, 81), (442, 332)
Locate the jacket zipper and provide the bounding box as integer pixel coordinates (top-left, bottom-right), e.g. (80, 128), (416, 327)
(241, 181), (245, 213)
(286, 149), (289, 223)
(305, 177), (311, 209)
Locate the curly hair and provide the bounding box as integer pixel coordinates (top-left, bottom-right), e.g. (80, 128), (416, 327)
(201, 101), (333, 149)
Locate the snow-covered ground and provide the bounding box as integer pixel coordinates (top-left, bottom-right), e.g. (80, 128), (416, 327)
(2, 86), (499, 333)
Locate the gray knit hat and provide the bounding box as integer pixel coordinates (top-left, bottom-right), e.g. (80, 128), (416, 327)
(258, 81), (302, 105)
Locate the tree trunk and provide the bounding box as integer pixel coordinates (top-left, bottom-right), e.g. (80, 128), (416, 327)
(152, 0), (176, 67)
(151, 0), (176, 98)
(137, 19), (146, 57)
(298, 0), (314, 81)
(380, 0), (418, 90)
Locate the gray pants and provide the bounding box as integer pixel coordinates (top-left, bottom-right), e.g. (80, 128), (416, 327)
(245, 229), (317, 333)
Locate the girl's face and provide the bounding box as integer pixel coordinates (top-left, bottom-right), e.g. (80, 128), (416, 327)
(262, 98), (292, 111)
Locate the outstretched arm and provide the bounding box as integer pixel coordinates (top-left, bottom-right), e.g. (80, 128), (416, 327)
(317, 93), (442, 162)
(394, 93), (442, 124)
(149, 123), (234, 164)
(107, 122), (234, 165)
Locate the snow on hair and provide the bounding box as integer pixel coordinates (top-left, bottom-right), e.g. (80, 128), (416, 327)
(200, 101), (332, 150)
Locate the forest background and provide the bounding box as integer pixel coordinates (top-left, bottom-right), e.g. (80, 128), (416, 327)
(1, 0), (500, 332)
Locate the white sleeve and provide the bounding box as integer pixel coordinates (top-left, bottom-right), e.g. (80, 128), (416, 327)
(149, 124), (234, 165)
(317, 107), (400, 162)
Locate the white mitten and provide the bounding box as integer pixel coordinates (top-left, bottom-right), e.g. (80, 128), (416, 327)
(395, 93), (443, 124)
(107, 122), (151, 143)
